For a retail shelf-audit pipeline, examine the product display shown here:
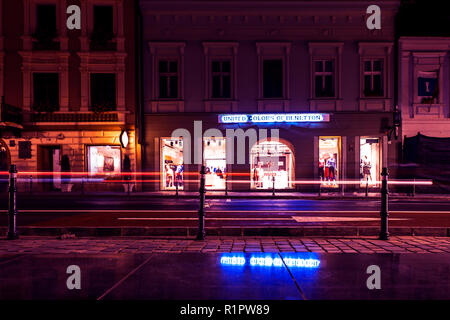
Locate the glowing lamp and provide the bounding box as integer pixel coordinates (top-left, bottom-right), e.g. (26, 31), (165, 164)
(119, 130), (129, 148)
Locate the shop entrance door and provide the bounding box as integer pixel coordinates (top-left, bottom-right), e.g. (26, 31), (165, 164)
(37, 145), (61, 191)
(250, 140), (294, 190)
(360, 137), (381, 187)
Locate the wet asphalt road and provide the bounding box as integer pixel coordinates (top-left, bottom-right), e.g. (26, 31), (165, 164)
(0, 196), (449, 227)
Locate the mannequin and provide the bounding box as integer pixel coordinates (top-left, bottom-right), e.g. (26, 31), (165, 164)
(326, 153), (337, 185)
(362, 155), (372, 182)
(318, 154), (325, 181)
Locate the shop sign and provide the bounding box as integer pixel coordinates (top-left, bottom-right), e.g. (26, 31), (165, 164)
(218, 113), (330, 124)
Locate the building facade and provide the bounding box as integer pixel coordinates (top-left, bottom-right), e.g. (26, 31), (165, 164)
(399, 37), (450, 138)
(0, 0), (140, 192)
(398, 37), (450, 191)
(139, 0), (401, 192)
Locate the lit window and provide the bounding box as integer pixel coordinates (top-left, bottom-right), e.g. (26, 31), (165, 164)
(87, 146), (121, 174)
(319, 137), (340, 187)
(204, 137), (226, 190)
(161, 138), (184, 190)
(360, 137), (381, 187)
(250, 140), (294, 189)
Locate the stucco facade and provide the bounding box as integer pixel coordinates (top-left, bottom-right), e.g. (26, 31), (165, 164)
(139, 0), (401, 192)
(399, 37), (450, 139)
(0, 0), (139, 192)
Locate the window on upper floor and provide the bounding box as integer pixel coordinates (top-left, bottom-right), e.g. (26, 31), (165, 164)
(33, 4), (59, 50)
(211, 60), (231, 99)
(90, 5), (116, 51)
(363, 59), (384, 97)
(314, 60), (335, 98)
(417, 71), (439, 104)
(263, 59), (283, 98)
(33, 73), (59, 112)
(90, 73), (116, 111)
(159, 60), (179, 99)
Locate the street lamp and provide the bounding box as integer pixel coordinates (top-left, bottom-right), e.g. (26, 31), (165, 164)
(119, 130), (129, 148)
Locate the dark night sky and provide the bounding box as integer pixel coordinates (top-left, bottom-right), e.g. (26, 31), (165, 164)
(397, 0), (450, 36)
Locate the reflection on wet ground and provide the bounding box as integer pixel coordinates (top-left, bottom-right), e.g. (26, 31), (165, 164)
(0, 253), (448, 300)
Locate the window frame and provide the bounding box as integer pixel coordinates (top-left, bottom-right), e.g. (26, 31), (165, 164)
(210, 59), (232, 99)
(86, 144), (122, 175)
(362, 59), (384, 97)
(158, 59), (180, 99)
(202, 42), (238, 105)
(32, 72), (60, 111)
(89, 72), (117, 111)
(313, 59), (336, 98)
(262, 58), (284, 99)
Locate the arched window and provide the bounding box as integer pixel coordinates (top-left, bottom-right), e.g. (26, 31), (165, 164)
(250, 140), (294, 190)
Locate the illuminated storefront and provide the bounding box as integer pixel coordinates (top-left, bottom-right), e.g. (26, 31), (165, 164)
(204, 137), (226, 190)
(145, 112), (394, 192)
(318, 137), (341, 187)
(87, 145), (121, 174)
(161, 138), (184, 190)
(360, 137), (381, 186)
(250, 140), (294, 189)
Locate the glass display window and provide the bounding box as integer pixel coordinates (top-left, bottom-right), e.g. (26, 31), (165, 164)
(360, 137), (381, 187)
(250, 140), (294, 190)
(203, 137), (226, 190)
(88, 146), (121, 174)
(161, 138), (184, 190)
(319, 137), (341, 187)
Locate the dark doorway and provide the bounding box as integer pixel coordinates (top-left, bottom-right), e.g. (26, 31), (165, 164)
(37, 145), (61, 191)
(0, 140), (11, 192)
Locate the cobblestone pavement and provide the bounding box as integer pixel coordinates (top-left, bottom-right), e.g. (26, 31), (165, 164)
(0, 236), (449, 254)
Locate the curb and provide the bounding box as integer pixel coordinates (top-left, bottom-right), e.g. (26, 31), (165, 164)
(1, 226), (449, 238)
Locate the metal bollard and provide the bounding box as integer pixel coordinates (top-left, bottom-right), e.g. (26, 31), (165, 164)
(29, 175), (33, 194)
(318, 181), (321, 196)
(7, 165), (19, 240)
(225, 175), (228, 196)
(196, 165), (206, 240)
(175, 180), (179, 197)
(379, 167), (390, 240)
(365, 177), (369, 198)
(272, 175), (275, 196)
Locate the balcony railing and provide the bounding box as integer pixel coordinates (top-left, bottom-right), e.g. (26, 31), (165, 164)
(30, 112), (119, 123)
(89, 31), (117, 51)
(32, 31), (60, 51)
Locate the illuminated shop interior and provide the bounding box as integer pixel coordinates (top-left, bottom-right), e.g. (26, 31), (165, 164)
(360, 137), (381, 186)
(88, 145), (121, 174)
(250, 140), (294, 190)
(203, 137), (226, 190)
(161, 138), (184, 190)
(319, 137), (340, 187)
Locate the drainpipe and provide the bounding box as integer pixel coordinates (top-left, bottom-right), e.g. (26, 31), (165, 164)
(135, 0), (145, 178)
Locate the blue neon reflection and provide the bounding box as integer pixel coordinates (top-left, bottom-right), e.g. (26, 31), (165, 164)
(220, 254), (320, 268)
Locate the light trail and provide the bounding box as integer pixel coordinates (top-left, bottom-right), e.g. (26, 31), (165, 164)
(1, 209), (449, 214)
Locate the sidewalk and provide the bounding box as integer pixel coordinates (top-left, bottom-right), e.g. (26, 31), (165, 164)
(1, 236), (449, 300)
(1, 236), (449, 254)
